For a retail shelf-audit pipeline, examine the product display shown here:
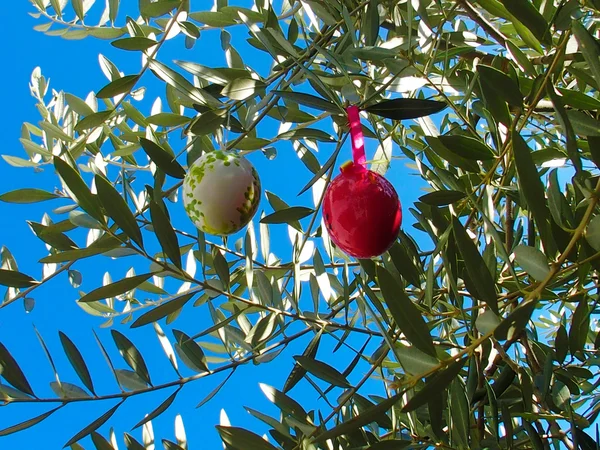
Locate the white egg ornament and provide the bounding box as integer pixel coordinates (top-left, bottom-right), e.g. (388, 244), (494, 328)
(183, 151), (261, 235)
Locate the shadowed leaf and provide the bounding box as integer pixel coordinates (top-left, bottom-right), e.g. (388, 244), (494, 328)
(365, 98), (446, 120)
(0, 407), (61, 437)
(111, 329), (152, 385)
(79, 274), (152, 303)
(131, 292), (196, 328)
(139, 138), (186, 179)
(0, 342), (34, 396)
(402, 357), (467, 412)
(377, 266), (436, 356)
(95, 174), (143, 247)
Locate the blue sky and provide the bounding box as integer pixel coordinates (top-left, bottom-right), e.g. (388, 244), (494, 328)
(0, 2), (432, 449)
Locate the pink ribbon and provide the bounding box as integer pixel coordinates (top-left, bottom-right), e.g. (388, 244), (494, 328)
(346, 105), (366, 169)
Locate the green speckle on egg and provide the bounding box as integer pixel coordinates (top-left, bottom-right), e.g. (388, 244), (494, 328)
(182, 151), (261, 236)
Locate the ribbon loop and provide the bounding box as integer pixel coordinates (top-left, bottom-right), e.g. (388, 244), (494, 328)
(346, 105), (366, 169)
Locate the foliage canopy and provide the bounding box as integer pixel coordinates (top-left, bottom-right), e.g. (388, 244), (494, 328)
(3, 0), (600, 448)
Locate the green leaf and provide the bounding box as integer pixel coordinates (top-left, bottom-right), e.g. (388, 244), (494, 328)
(39, 121), (74, 143)
(293, 356), (351, 388)
(494, 299), (536, 341)
(349, 46), (402, 61)
(2, 155), (39, 168)
(0, 407), (61, 437)
(50, 381), (90, 399)
(555, 324), (568, 364)
(27, 221), (77, 250)
(500, 0), (549, 44)
(363, 0), (379, 46)
(74, 110), (113, 132)
(124, 433), (146, 450)
(569, 299), (590, 354)
(284, 333), (321, 393)
(513, 245), (550, 281)
(0, 342), (34, 396)
(522, 420), (545, 450)
(189, 110), (225, 136)
(437, 135), (495, 160)
(477, 65), (524, 108)
(260, 207), (314, 224)
(139, 138), (186, 179)
(315, 393), (402, 443)
(111, 329), (152, 385)
(216, 426), (278, 450)
(566, 111), (600, 137)
(572, 21), (600, 87)
(260, 383), (307, 420)
(273, 90), (340, 114)
(585, 215), (600, 251)
(190, 11), (238, 27)
(131, 292), (196, 328)
(402, 357), (467, 412)
(547, 84), (581, 173)
(72, 0), (85, 20)
(79, 273), (152, 303)
(366, 440), (411, 450)
(277, 128), (335, 142)
(196, 371), (234, 408)
(147, 113), (191, 127)
(387, 241), (421, 287)
(39, 234), (122, 263)
(0, 188), (60, 204)
(91, 432), (114, 450)
(64, 403), (121, 447)
(395, 343), (439, 375)
(149, 60), (215, 107)
(141, 0), (181, 17)
(376, 266), (436, 357)
(451, 217), (498, 313)
(96, 75), (139, 99)
(419, 190), (466, 206)
(59, 331), (96, 395)
(511, 129), (555, 255)
(132, 390), (178, 429)
(475, 310), (501, 335)
(53, 156), (105, 223)
(449, 379), (470, 446)
(365, 98), (447, 120)
(162, 439), (186, 450)
(221, 79), (265, 100)
(0, 269), (37, 288)
(574, 427), (598, 450)
(235, 137), (272, 151)
(212, 248), (230, 290)
(425, 137), (479, 172)
(95, 175), (143, 248)
(88, 27), (126, 40)
(505, 40), (537, 77)
(173, 329), (208, 372)
(116, 369), (148, 390)
(149, 200), (182, 269)
(111, 37), (157, 51)
(557, 88), (600, 110)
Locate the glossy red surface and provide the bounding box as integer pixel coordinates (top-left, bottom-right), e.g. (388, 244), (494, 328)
(323, 162), (402, 258)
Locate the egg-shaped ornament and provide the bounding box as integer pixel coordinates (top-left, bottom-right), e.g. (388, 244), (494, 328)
(183, 151), (261, 235)
(322, 106), (402, 258)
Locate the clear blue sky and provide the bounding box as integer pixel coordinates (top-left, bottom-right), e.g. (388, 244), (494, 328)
(0, 2), (430, 448)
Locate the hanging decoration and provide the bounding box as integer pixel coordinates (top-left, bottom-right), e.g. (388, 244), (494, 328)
(183, 151), (261, 236)
(322, 105), (402, 258)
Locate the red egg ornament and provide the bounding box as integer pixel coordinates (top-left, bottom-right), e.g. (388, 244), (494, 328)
(323, 106), (402, 258)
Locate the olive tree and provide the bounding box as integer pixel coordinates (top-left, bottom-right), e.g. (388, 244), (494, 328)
(2, 0), (600, 448)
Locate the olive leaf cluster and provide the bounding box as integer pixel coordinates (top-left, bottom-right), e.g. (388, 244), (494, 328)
(2, 0), (600, 448)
